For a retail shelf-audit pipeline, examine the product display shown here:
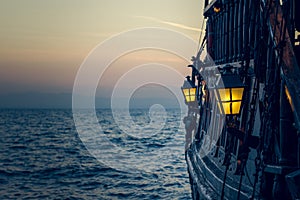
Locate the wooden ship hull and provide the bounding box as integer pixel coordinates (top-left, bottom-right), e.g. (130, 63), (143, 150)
(183, 0), (300, 199)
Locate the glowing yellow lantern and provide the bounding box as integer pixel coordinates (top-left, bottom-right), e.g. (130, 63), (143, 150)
(215, 69), (245, 115)
(181, 80), (197, 104)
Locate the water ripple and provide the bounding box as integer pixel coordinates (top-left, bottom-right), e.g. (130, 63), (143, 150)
(0, 109), (191, 199)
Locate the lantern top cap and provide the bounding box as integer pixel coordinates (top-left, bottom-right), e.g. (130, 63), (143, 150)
(216, 66), (245, 89)
(182, 79), (196, 89)
(217, 75), (244, 88)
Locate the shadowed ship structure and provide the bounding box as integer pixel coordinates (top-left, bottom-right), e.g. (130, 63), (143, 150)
(182, 0), (300, 199)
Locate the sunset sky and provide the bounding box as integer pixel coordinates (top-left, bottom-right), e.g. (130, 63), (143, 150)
(0, 0), (205, 107)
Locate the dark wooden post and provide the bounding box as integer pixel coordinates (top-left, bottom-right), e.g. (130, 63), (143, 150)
(220, 8), (224, 63)
(243, 0), (250, 59)
(224, 0), (229, 63)
(238, 0), (244, 60)
(233, 0), (239, 61)
(228, 1), (235, 62)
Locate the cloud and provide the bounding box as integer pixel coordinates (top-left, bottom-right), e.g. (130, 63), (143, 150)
(134, 16), (205, 33)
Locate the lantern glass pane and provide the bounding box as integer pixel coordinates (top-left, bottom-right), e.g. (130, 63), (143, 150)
(190, 88), (196, 95)
(232, 101), (242, 114)
(190, 96), (196, 102)
(183, 88), (189, 96)
(218, 88), (231, 102)
(231, 88), (244, 101)
(222, 102), (231, 115)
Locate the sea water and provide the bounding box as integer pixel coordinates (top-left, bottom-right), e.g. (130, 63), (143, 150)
(0, 109), (191, 199)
